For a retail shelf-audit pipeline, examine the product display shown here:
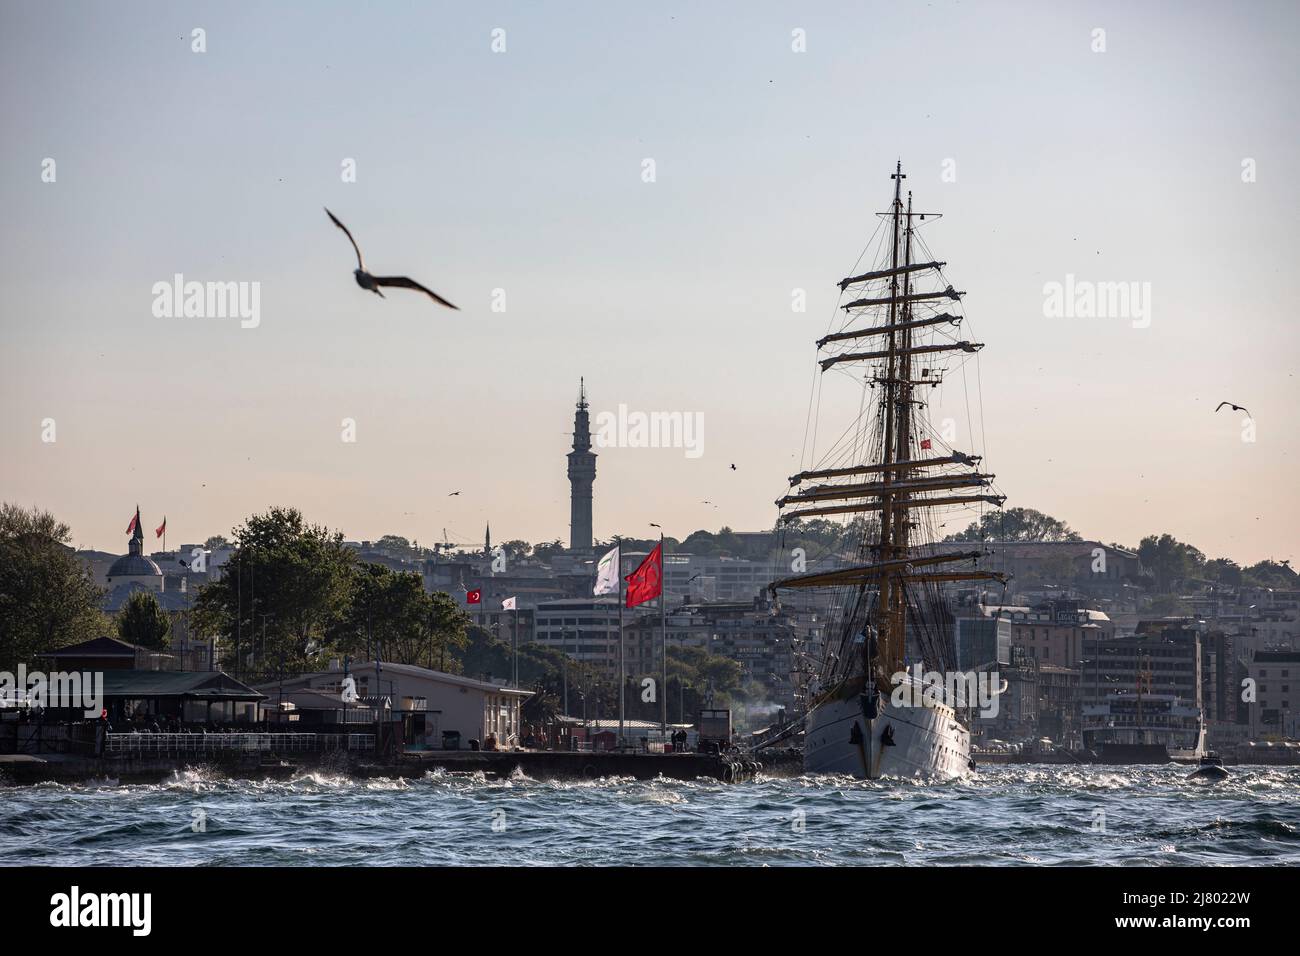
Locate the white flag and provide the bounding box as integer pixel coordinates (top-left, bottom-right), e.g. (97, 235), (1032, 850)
(502, 596), (517, 611)
(594, 545), (620, 595)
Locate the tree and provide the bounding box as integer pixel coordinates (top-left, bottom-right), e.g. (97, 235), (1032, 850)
(778, 519), (867, 563)
(1137, 534), (1205, 593)
(500, 539), (532, 559)
(944, 507), (1082, 543)
(116, 590), (171, 650)
(204, 535), (230, 551)
(532, 540), (565, 564)
(192, 507), (356, 680)
(1203, 558), (1242, 586)
(1242, 559), (1297, 589)
(661, 645), (748, 722)
(335, 563), (469, 669)
(0, 503), (103, 670)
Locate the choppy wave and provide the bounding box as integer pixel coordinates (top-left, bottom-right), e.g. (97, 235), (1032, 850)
(3, 764), (1298, 866)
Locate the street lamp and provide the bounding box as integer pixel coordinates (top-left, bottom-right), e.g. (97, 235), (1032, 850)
(650, 522), (667, 737)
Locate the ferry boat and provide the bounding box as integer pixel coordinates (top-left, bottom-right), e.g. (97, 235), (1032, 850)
(1081, 691), (1207, 763)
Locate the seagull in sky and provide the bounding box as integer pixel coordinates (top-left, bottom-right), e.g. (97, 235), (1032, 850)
(325, 208), (459, 309)
(448, 491), (461, 496)
(1215, 401), (1251, 416)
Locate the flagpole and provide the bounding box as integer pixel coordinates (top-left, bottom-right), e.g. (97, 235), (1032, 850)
(660, 531), (667, 739)
(617, 535), (625, 748)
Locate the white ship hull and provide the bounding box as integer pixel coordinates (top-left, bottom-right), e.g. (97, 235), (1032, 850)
(803, 689), (971, 780)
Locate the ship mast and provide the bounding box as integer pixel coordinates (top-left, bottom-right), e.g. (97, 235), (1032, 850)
(771, 162), (1007, 696)
(870, 163), (906, 688)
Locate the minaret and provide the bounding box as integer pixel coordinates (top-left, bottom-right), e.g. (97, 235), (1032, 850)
(128, 504), (144, 557)
(566, 378), (597, 552)
(484, 523), (492, 557)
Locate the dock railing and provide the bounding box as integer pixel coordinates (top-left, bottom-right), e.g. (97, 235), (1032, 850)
(103, 732), (375, 755)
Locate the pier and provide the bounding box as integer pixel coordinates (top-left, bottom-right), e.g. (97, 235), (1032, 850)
(0, 722), (802, 784)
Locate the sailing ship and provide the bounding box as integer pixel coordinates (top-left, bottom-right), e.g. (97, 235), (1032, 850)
(769, 162), (1006, 780)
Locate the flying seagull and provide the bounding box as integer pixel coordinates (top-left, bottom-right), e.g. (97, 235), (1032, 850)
(448, 491), (461, 496)
(1215, 401), (1251, 416)
(325, 208), (458, 309)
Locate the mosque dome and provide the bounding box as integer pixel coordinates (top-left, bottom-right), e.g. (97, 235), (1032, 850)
(108, 551), (163, 578)
(107, 505), (163, 580)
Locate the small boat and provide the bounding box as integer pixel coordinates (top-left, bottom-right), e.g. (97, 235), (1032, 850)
(1187, 752), (1229, 782)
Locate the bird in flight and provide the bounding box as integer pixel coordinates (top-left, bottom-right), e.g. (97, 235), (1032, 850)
(325, 208), (458, 309)
(447, 491), (461, 496)
(1215, 401), (1251, 416)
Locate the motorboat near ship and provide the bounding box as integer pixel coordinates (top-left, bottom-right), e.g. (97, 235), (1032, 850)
(1187, 752), (1230, 782)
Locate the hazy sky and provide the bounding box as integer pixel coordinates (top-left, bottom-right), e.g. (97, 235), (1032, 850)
(2, 1), (1297, 565)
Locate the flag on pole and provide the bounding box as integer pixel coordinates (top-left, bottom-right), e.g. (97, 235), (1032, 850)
(594, 545), (620, 596)
(466, 588), (482, 605)
(502, 596), (517, 611)
(625, 542), (662, 609)
(920, 438), (932, 450)
(155, 517), (167, 539)
(125, 508), (140, 536)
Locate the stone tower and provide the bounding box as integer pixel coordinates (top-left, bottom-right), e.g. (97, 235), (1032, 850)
(566, 378), (597, 552)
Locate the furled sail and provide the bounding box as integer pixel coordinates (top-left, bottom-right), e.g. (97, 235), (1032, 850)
(819, 340), (982, 371)
(842, 285), (963, 310)
(838, 260), (945, 290)
(768, 550), (988, 591)
(788, 452), (980, 485)
(779, 492), (1006, 521)
(817, 312), (962, 348)
(776, 473), (995, 507)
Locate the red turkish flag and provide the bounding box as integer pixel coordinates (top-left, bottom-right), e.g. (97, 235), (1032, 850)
(625, 543), (663, 608)
(155, 517), (166, 539)
(125, 511), (139, 535)
(466, 588), (482, 605)
(920, 439), (932, 450)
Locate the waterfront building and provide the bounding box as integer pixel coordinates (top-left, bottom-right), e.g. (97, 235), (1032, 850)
(533, 598), (622, 672)
(38, 635), (206, 674)
(952, 614), (1011, 670)
(261, 661), (531, 750)
(980, 601), (1114, 668)
(662, 553), (774, 603)
(261, 688), (382, 728)
(1199, 628), (1244, 728)
(1249, 649), (1300, 739)
(84, 670), (264, 725)
(929, 539), (1141, 601)
(38, 636), (151, 672)
(1080, 624), (1203, 709)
